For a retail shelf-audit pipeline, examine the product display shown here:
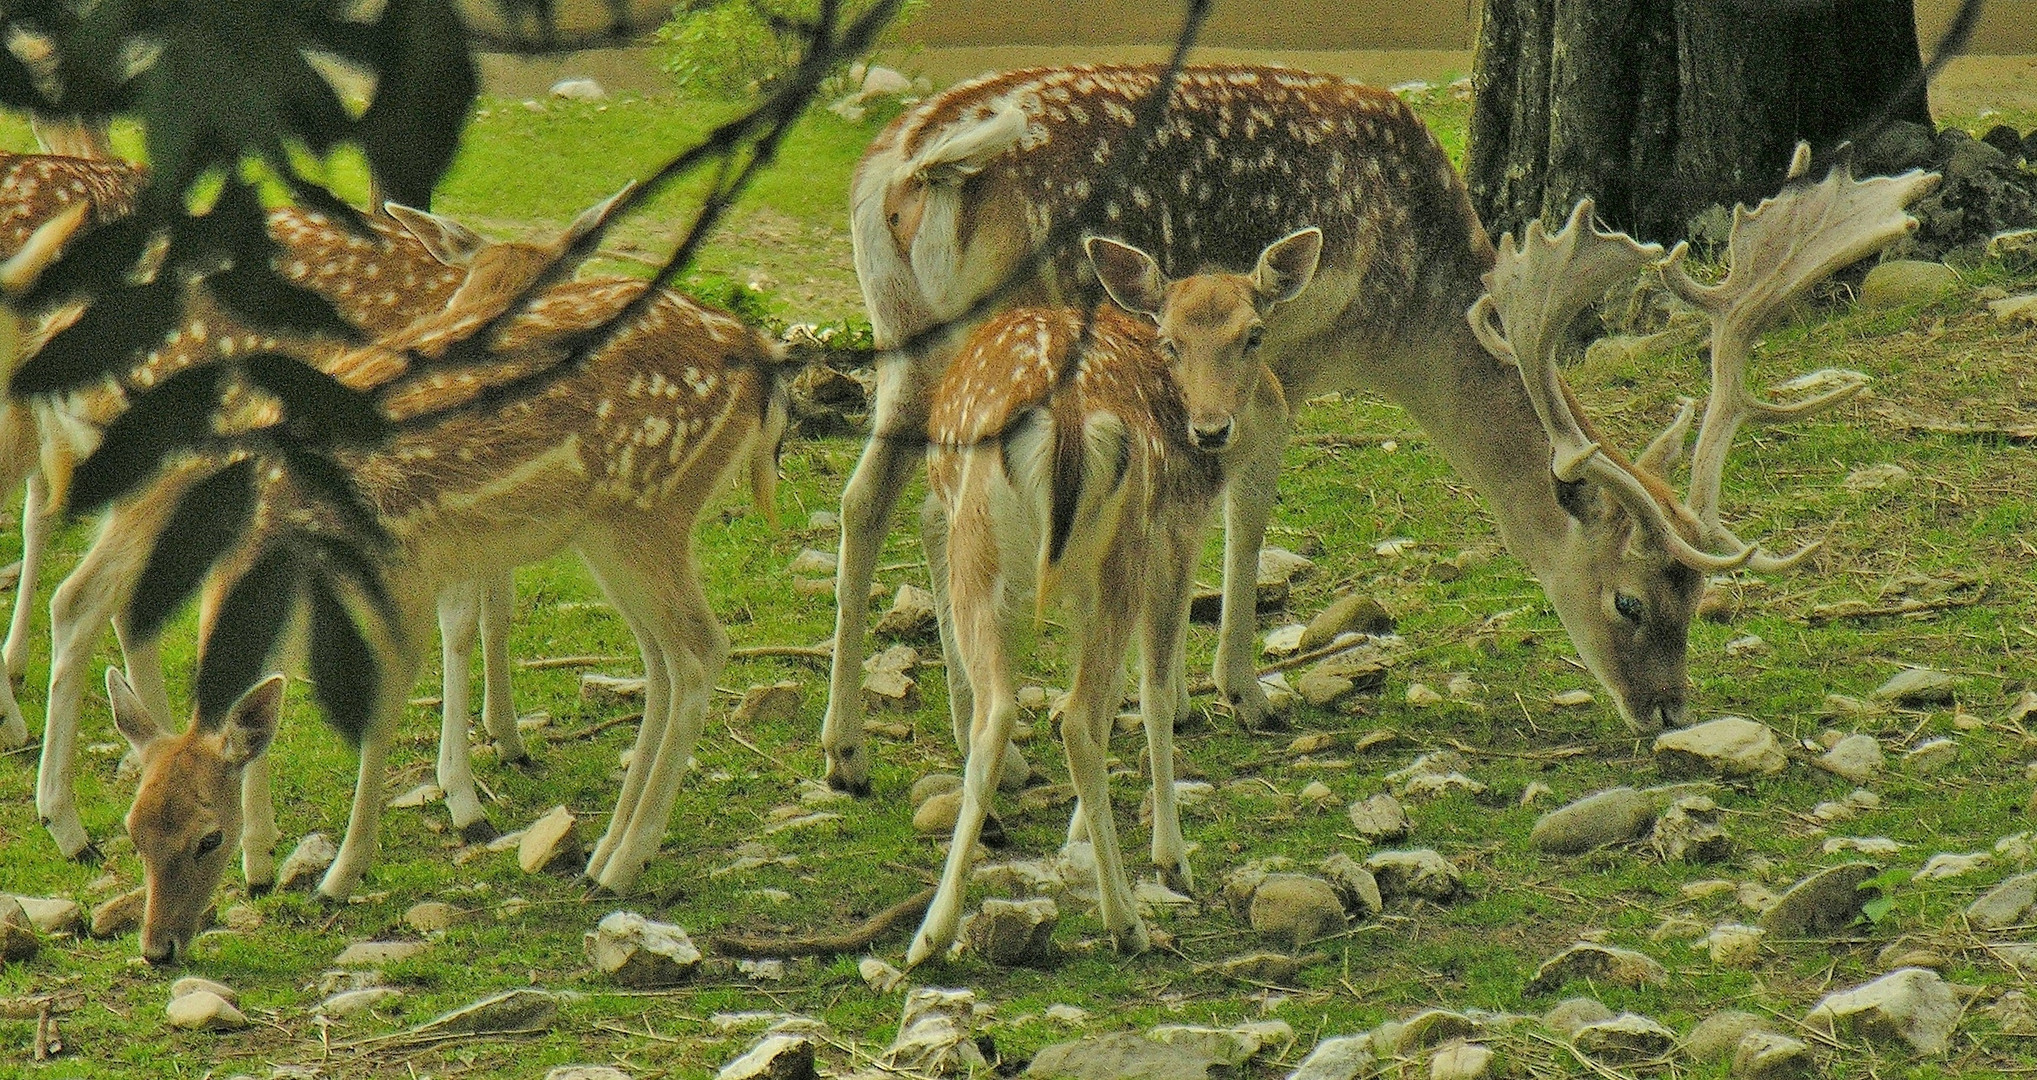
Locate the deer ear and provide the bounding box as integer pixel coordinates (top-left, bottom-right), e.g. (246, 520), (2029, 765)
(385, 204), (487, 268)
(1086, 236), (1167, 319)
(1251, 227), (1324, 305)
(216, 675), (285, 766)
(561, 181), (638, 250)
(108, 667), (164, 754)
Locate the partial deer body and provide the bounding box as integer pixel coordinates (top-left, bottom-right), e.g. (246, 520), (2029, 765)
(118, 202), (787, 959)
(15, 191), (529, 865)
(829, 65), (1933, 791)
(909, 230), (1315, 965)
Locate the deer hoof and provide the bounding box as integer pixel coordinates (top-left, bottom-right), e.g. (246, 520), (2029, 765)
(460, 818), (500, 845)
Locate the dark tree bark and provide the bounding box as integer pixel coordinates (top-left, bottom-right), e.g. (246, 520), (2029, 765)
(1468, 0), (1932, 241)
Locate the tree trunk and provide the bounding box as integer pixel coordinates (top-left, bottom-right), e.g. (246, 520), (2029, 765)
(1468, 0), (1932, 242)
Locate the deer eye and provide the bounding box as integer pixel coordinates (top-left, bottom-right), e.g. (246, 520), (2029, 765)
(1245, 326), (1265, 350)
(1613, 592), (1645, 624)
(195, 830), (226, 858)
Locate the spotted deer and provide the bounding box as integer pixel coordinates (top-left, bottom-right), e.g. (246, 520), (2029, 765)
(824, 64), (1935, 791)
(112, 202), (789, 963)
(909, 229), (1318, 964)
(9, 182), (531, 868)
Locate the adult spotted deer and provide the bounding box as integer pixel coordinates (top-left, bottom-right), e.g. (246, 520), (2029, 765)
(112, 202), (788, 963)
(910, 229), (1319, 964)
(11, 182), (533, 869)
(825, 64), (1935, 790)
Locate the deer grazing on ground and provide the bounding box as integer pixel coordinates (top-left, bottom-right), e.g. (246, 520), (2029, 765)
(909, 228), (1319, 964)
(8, 174), (535, 869)
(109, 199), (788, 963)
(824, 64), (1938, 792)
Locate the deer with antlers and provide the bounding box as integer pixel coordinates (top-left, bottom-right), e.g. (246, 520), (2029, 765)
(106, 197), (787, 963)
(910, 227), (1319, 964)
(824, 65), (1938, 792)
(4, 163), (538, 866)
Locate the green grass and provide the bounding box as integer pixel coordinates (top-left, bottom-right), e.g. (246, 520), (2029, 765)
(5, 81), (2037, 1079)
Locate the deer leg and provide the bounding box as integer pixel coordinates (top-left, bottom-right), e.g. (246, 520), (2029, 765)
(319, 719), (393, 901)
(909, 500), (1015, 966)
(39, 530), (140, 858)
(1142, 531), (1199, 893)
(582, 601), (669, 886)
(921, 493), (1029, 792)
(823, 376), (929, 794)
(584, 532), (724, 894)
(239, 752), (281, 890)
(1060, 569), (1148, 954)
(4, 472), (49, 682)
(1212, 427), (1288, 728)
(477, 570), (526, 763)
(434, 584), (495, 842)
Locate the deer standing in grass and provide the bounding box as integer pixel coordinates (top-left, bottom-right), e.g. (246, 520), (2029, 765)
(910, 228), (1319, 964)
(825, 64), (1935, 792)
(4, 167), (532, 863)
(110, 199), (788, 964)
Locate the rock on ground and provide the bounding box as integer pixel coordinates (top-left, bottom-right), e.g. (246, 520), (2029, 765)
(1705, 924), (1765, 967)
(1652, 795), (1731, 863)
(733, 682), (803, 726)
(1024, 1031), (1225, 1080)
(1146, 1020), (1292, 1065)
(1527, 943), (1667, 994)
(1249, 875), (1347, 947)
(1734, 1032), (1815, 1079)
(1430, 1041), (1493, 1080)
(276, 832), (339, 891)
(585, 912), (702, 987)
(1653, 717), (1786, 778)
(319, 987), (404, 1017)
(1804, 967), (1960, 1055)
(1821, 733), (1885, 782)
(5, 895), (83, 935)
(1873, 666), (1959, 706)
(1542, 997), (1613, 1037)
(1858, 260), (1958, 308)
(405, 901), (459, 933)
(1286, 1033), (1376, 1080)
(1364, 849), (1463, 903)
(960, 897), (1059, 966)
(1569, 1013), (1676, 1061)
(412, 988), (559, 1036)
(1682, 1009), (1767, 1061)
(1392, 1009), (1477, 1053)
(876, 584), (938, 639)
(716, 1033), (818, 1080)
(1300, 594), (1394, 650)
(1759, 862), (1881, 937)
(882, 988), (986, 1075)
(519, 805), (584, 874)
(1, 898), (38, 962)
(169, 977), (235, 1004)
(1320, 854), (1383, 918)
(1530, 787), (1655, 854)
(1967, 872), (2037, 929)
(165, 990), (247, 1031)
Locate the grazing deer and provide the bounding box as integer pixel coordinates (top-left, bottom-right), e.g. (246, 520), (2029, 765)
(112, 202), (789, 962)
(909, 229), (1319, 964)
(10, 182), (530, 866)
(824, 64), (1935, 792)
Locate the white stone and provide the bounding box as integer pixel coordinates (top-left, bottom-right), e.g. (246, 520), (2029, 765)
(1820, 733), (1884, 782)
(320, 987), (404, 1017)
(585, 911), (701, 987)
(549, 78), (606, 100)
(1804, 967), (1959, 1054)
(276, 832), (338, 891)
(859, 956), (905, 993)
(1430, 1041), (1493, 1080)
(1653, 716), (1787, 777)
(1705, 924), (1764, 967)
(165, 990), (247, 1031)
(1915, 852), (1991, 881)
(519, 805), (583, 873)
(1905, 738), (1958, 774)
(1262, 623), (1306, 656)
(170, 977), (237, 1004)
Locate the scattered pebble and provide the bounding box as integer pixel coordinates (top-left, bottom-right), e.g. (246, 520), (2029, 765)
(585, 912), (701, 987)
(518, 805), (583, 874)
(277, 833), (339, 891)
(1759, 862), (1882, 937)
(89, 889), (145, 939)
(165, 990), (247, 1031)
(1804, 967), (1959, 1054)
(1653, 716), (1787, 777)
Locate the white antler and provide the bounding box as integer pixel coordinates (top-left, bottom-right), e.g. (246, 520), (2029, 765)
(1473, 144), (1939, 574)
(1664, 143), (1939, 544)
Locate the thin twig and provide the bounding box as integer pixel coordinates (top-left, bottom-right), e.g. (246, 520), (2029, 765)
(700, 886), (936, 958)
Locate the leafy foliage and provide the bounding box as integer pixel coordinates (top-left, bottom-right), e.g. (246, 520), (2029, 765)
(656, 0), (924, 98)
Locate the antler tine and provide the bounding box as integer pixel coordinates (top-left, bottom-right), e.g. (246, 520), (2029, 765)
(1634, 396), (1696, 476)
(1469, 198), (1664, 482)
(1666, 143), (1938, 533)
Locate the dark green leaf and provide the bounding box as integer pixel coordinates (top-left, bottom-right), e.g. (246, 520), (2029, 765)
(124, 458), (258, 644)
(241, 352), (390, 449)
(195, 543), (300, 726)
(356, 0), (476, 208)
(276, 442), (391, 550)
(66, 364), (224, 515)
(11, 275), (184, 396)
(173, 176), (274, 268)
(14, 215), (157, 314)
(0, 50), (44, 108)
(305, 567), (380, 744)
(205, 264), (359, 344)
(305, 533), (399, 631)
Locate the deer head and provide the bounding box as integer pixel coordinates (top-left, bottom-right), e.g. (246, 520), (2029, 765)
(1086, 228), (1322, 452)
(1469, 145), (1938, 731)
(114, 668), (284, 966)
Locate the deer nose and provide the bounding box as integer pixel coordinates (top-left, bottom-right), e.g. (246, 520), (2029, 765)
(1190, 417), (1234, 450)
